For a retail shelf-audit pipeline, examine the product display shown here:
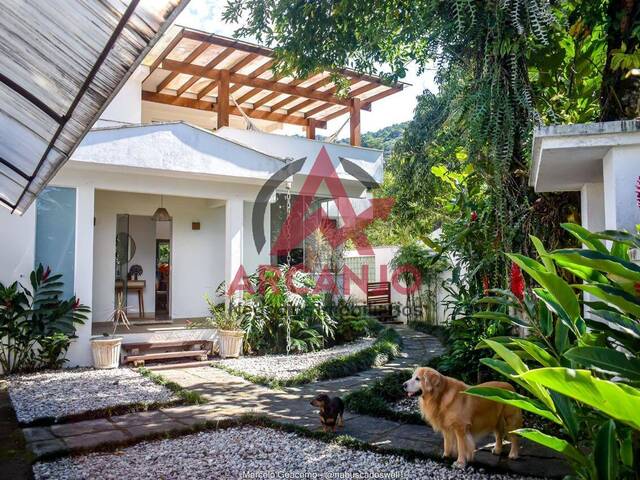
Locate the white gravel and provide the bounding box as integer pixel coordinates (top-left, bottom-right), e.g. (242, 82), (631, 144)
(215, 338), (375, 380)
(390, 396), (419, 414)
(8, 368), (176, 423)
(33, 426), (534, 480)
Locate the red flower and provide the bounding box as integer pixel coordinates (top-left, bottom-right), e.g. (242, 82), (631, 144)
(482, 275), (490, 296)
(42, 266), (51, 281)
(72, 298), (81, 310)
(635, 282), (640, 297)
(510, 263), (525, 301)
(470, 211), (478, 222)
(636, 176), (640, 209)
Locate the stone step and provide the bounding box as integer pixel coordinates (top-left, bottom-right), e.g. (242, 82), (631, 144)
(122, 340), (211, 352)
(124, 350), (209, 367)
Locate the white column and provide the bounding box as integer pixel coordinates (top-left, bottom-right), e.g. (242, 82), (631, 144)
(603, 145), (640, 232)
(580, 183), (605, 232)
(67, 184), (95, 366)
(225, 198), (244, 301)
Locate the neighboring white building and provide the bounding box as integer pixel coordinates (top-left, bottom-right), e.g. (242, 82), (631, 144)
(0, 27), (402, 367)
(531, 120), (640, 232)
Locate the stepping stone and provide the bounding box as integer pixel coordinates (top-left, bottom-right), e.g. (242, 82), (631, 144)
(50, 418), (114, 437)
(63, 430), (128, 451)
(22, 427), (55, 443)
(27, 438), (67, 458)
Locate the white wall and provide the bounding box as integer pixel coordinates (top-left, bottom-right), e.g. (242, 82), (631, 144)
(603, 145), (640, 232)
(93, 190), (225, 322)
(243, 200), (270, 275)
(94, 67), (145, 127)
(0, 206), (36, 286)
(343, 246), (412, 322)
(581, 183), (605, 232)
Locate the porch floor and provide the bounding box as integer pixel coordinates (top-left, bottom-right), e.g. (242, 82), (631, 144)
(91, 318), (205, 336)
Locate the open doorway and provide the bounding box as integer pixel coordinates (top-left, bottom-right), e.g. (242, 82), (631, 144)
(155, 239), (170, 318)
(114, 214), (172, 322)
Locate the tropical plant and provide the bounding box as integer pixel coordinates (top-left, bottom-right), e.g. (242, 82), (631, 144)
(0, 264), (90, 373)
(468, 225), (640, 479)
(193, 294), (245, 331)
(390, 242), (448, 323)
(327, 297), (380, 344)
(217, 265), (336, 354)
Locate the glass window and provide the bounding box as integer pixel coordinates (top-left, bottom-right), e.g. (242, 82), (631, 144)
(35, 187), (76, 298)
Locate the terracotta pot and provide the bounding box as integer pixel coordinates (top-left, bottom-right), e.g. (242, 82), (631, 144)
(217, 330), (244, 358)
(90, 336), (123, 369)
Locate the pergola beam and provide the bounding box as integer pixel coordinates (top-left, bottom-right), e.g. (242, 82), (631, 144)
(159, 59), (351, 106)
(319, 87), (399, 122)
(156, 42), (211, 93)
(181, 29), (405, 87)
(217, 70), (230, 128)
(349, 98), (361, 146)
(145, 30), (184, 80)
(177, 46), (235, 97)
(197, 52), (259, 99)
(142, 91), (326, 128)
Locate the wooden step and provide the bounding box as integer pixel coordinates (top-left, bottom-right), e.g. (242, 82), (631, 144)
(124, 349), (209, 367)
(122, 340), (211, 352)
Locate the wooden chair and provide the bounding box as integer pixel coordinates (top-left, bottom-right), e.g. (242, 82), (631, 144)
(366, 281), (397, 323)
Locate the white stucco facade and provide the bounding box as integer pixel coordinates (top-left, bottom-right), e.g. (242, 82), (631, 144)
(531, 120), (640, 233)
(0, 111), (383, 367)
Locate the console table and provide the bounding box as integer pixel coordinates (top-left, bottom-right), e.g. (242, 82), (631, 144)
(115, 280), (146, 318)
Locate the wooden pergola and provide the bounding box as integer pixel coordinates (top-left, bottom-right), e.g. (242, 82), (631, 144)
(142, 27), (406, 146)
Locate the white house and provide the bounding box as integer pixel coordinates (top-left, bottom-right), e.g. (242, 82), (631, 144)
(531, 120), (640, 233)
(0, 26), (403, 366)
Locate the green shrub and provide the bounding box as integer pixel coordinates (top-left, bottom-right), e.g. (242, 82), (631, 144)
(236, 265), (336, 354)
(470, 225), (640, 479)
(328, 298), (381, 344)
(344, 369), (423, 424)
(0, 265), (90, 373)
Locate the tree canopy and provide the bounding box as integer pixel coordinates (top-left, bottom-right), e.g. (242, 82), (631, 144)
(224, 0), (639, 286)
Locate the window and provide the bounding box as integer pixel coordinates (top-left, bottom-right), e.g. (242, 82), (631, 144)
(35, 187), (76, 298)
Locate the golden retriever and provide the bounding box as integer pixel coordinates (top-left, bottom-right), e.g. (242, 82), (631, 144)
(403, 367), (521, 467)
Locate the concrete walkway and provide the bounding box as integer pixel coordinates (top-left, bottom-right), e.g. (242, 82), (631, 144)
(22, 327), (570, 477)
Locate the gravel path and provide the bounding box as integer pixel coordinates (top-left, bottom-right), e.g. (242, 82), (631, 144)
(33, 426), (536, 480)
(215, 338), (374, 380)
(8, 368), (175, 423)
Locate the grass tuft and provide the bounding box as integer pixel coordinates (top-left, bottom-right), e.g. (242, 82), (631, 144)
(213, 327), (402, 389)
(138, 367), (206, 405)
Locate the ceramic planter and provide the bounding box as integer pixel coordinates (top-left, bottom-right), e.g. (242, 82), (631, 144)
(90, 336), (123, 369)
(217, 330), (244, 358)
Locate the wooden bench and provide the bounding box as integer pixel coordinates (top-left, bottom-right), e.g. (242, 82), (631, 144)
(122, 340), (212, 367)
(366, 281), (398, 323)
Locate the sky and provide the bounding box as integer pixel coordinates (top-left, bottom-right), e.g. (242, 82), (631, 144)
(175, 0), (437, 138)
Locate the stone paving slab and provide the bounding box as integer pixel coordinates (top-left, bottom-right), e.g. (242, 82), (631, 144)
(20, 327), (571, 477)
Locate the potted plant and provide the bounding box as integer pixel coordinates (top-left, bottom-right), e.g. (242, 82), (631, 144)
(204, 295), (245, 358)
(90, 292), (131, 368)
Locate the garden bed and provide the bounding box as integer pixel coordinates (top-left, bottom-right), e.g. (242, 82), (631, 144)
(214, 327), (402, 388)
(345, 369), (424, 424)
(8, 368), (182, 426)
(215, 338), (374, 380)
(33, 424), (536, 480)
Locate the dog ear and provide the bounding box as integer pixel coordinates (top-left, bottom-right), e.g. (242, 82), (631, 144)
(426, 369), (442, 390)
(419, 369), (432, 393)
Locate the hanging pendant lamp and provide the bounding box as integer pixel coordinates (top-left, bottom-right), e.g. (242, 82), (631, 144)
(152, 195), (171, 222)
